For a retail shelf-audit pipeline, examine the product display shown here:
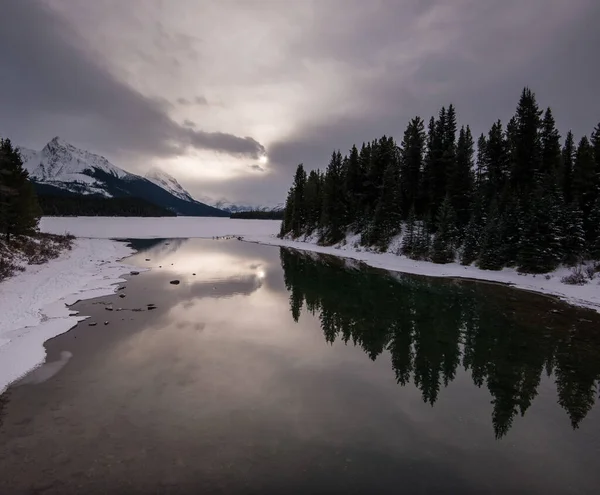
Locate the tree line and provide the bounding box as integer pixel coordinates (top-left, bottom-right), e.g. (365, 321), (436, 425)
(230, 209), (284, 220)
(38, 194), (176, 217)
(280, 248), (600, 439)
(0, 138), (40, 241)
(279, 88), (600, 273)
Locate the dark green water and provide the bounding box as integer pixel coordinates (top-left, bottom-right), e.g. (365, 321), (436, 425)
(1, 238), (599, 494)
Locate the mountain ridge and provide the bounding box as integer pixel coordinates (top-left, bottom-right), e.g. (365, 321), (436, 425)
(18, 137), (228, 217)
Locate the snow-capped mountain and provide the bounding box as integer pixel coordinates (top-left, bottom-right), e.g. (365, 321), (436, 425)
(203, 198), (285, 213)
(145, 168), (194, 202)
(19, 137), (228, 217)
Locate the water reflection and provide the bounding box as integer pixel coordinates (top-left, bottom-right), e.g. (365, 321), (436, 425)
(280, 248), (600, 439)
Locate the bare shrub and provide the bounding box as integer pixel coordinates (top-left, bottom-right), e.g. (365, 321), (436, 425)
(585, 264), (596, 281)
(561, 265), (587, 285)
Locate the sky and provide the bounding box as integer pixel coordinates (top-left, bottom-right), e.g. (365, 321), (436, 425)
(1, 0), (599, 205)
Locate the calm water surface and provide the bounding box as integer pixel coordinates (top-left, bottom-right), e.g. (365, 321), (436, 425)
(1, 238), (599, 494)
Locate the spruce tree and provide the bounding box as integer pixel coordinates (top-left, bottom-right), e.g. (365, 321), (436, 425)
(587, 195), (600, 261)
(290, 164), (307, 237)
(400, 117), (425, 217)
(431, 196), (457, 264)
(344, 145), (363, 225)
(449, 125), (474, 232)
(461, 213), (482, 266)
(412, 220), (431, 260)
(0, 138), (40, 241)
(561, 202), (586, 266)
(485, 121), (510, 207)
(573, 136), (597, 240)
(279, 188), (295, 238)
(540, 108), (562, 179)
(475, 133), (488, 194)
(304, 170), (323, 232)
(478, 201), (504, 270)
(368, 160), (402, 250)
(517, 182), (563, 273)
(402, 205), (417, 256)
(321, 151), (348, 244)
(561, 131), (576, 204)
(509, 88), (543, 200)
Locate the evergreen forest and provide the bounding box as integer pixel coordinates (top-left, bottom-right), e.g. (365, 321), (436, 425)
(0, 138), (41, 241)
(279, 88), (600, 273)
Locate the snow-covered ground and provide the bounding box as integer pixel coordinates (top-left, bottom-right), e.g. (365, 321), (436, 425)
(40, 216), (600, 313)
(0, 238), (136, 394)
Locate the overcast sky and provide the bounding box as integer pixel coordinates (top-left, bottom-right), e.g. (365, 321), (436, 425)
(1, 0), (599, 204)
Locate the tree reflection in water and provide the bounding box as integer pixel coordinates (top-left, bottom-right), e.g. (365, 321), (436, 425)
(280, 248), (600, 439)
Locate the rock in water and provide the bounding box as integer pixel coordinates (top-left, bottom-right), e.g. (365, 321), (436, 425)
(170, 280), (180, 285)
(119, 294), (126, 298)
(89, 322), (97, 327)
(131, 271), (140, 276)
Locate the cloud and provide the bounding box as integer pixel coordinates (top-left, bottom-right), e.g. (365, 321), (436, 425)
(2, 0), (599, 205)
(177, 96), (209, 106)
(0, 0), (264, 160)
(248, 164), (265, 172)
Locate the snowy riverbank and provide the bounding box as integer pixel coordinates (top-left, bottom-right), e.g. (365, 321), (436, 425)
(40, 216), (600, 313)
(0, 238), (136, 394)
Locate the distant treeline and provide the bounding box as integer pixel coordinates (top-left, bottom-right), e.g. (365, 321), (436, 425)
(279, 87), (600, 273)
(38, 194), (176, 217)
(230, 209), (284, 220)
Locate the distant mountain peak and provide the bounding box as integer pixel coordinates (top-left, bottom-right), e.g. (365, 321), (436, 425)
(144, 168), (193, 202)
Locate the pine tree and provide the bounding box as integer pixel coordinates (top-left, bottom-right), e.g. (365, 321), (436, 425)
(561, 202), (586, 266)
(428, 108), (449, 222)
(509, 88), (543, 200)
(368, 160), (402, 250)
(517, 182), (563, 273)
(540, 108), (562, 179)
(485, 121), (510, 207)
(587, 195), (600, 261)
(401, 205), (417, 256)
(498, 195), (522, 267)
(0, 138), (40, 241)
(475, 133), (488, 195)
(591, 123), (600, 185)
(321, 151), (347, 244)
(449, 125), (474, 232)
(344, 145), (363, 225)
(400, 117), (425, 217)
(290, 164), (307, 237)
(479, 200), (504, 270)
(461, 213), (482, 265)
(279, 188), (294, 238)
(561, 131), (576, 204)
(304, 170), (323, 232)
(431, 196), (457, 264)
(412, 220), (431, 260)
(573, 136), (597, 240)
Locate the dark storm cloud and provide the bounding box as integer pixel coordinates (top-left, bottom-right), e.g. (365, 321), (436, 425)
(268, 0), (600, 182)
(0, 0), (264, 159)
